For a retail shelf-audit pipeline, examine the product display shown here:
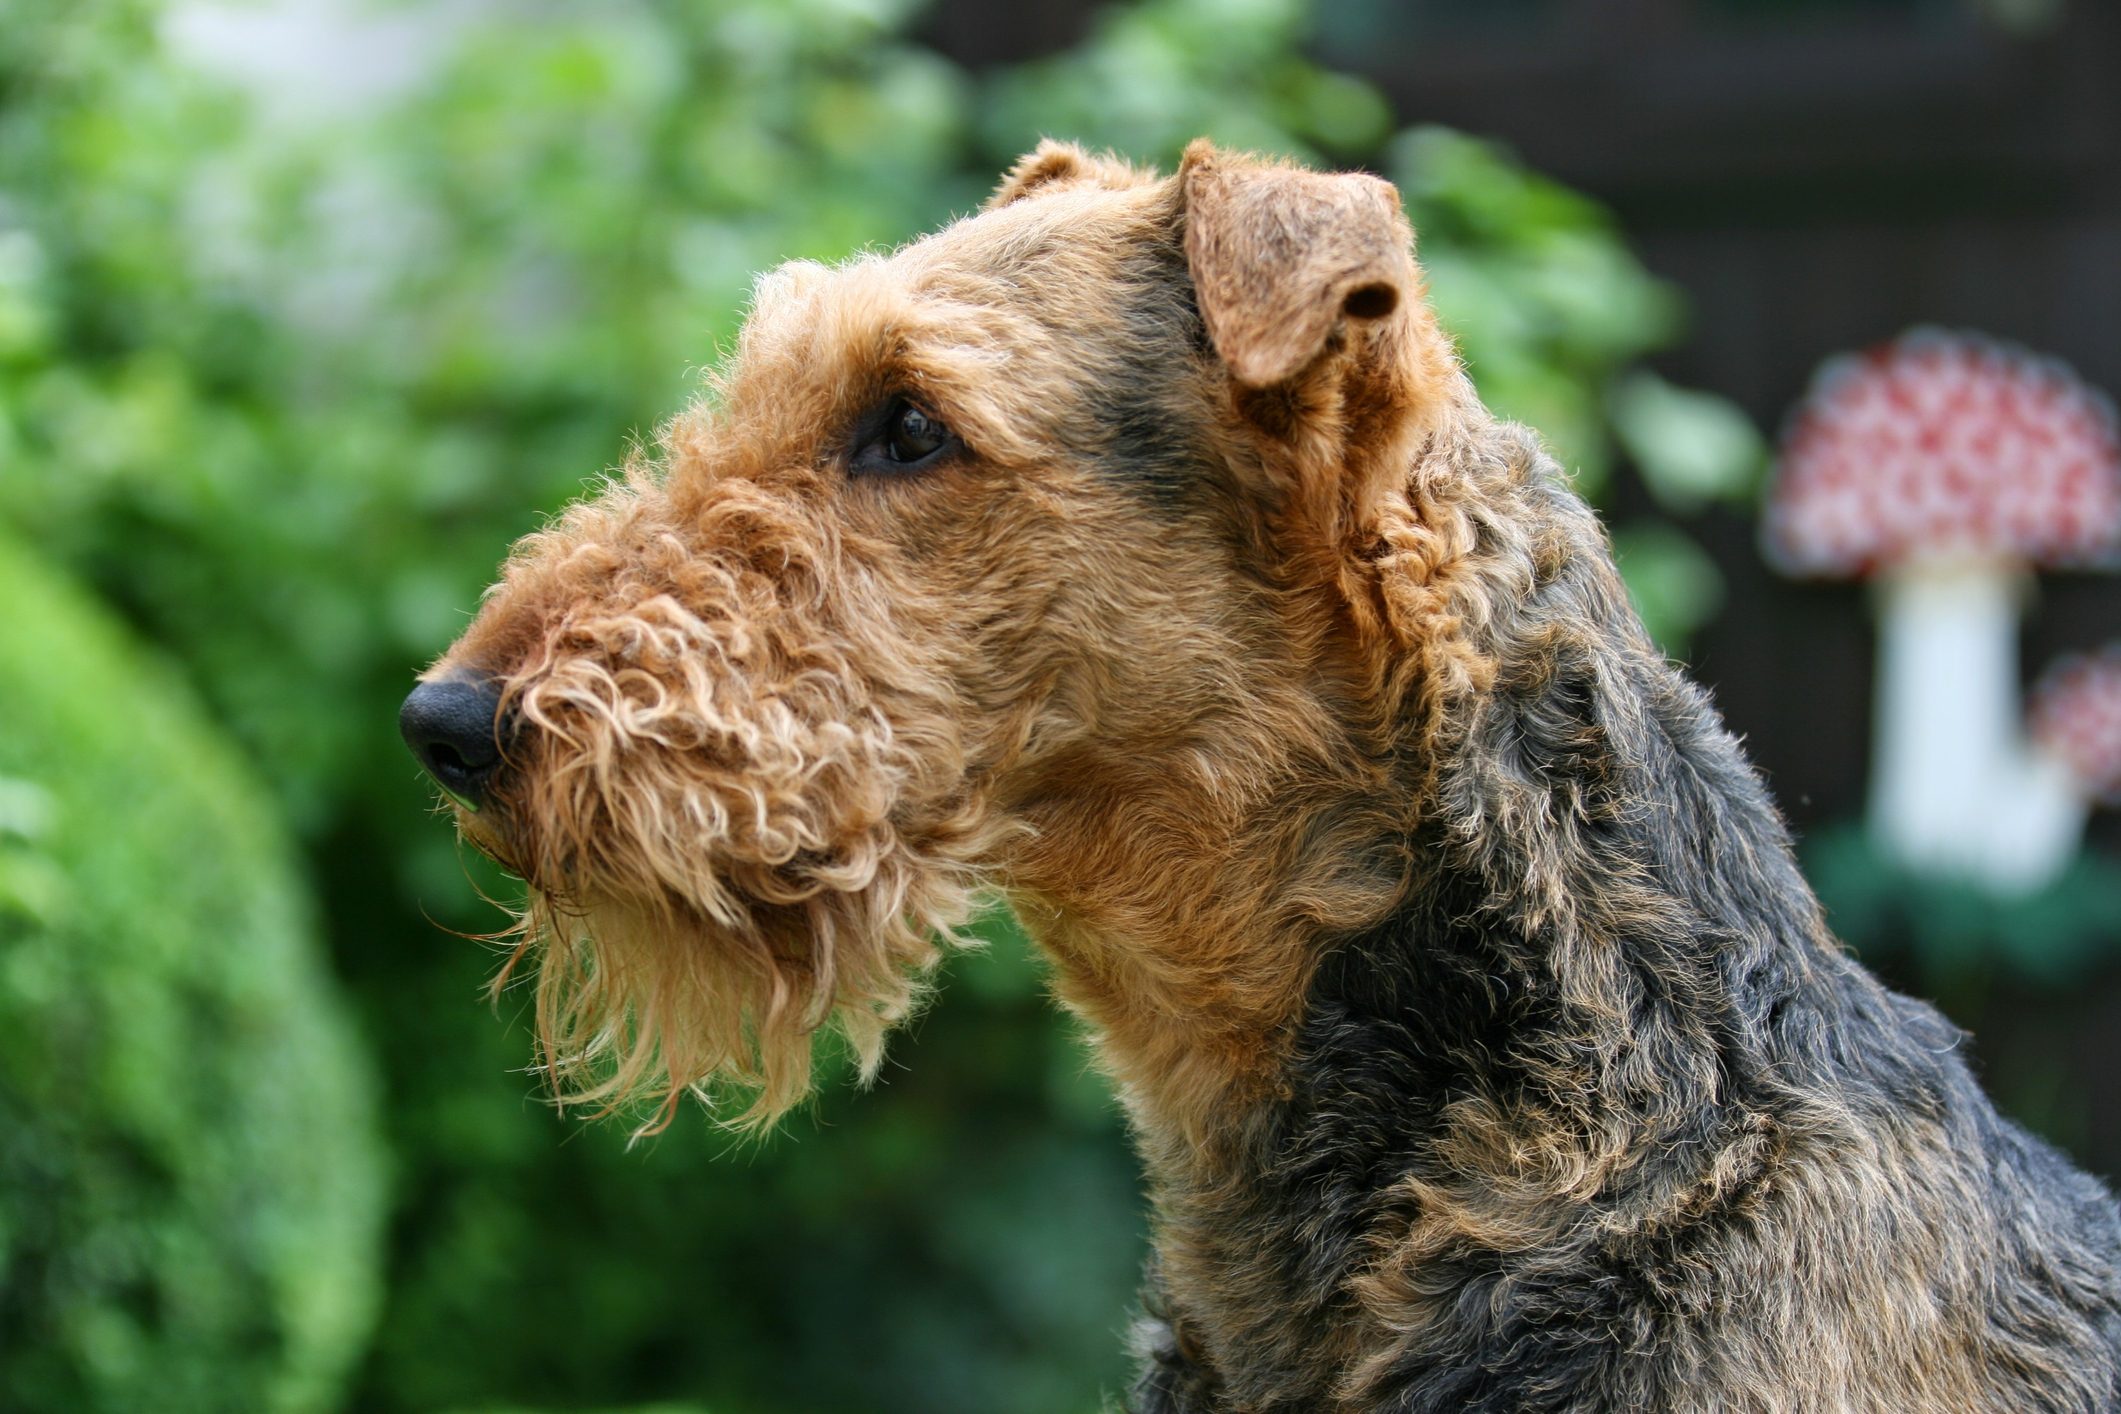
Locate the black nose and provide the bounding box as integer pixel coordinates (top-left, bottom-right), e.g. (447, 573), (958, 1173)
(399, 677), (508, 809)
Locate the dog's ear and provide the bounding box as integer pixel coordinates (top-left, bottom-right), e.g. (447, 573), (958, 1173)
(1180, 140), (1415, 389)
(989, 140), (1155, 209)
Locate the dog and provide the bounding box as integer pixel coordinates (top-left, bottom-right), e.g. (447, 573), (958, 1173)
(400, 139), (2121, 1411)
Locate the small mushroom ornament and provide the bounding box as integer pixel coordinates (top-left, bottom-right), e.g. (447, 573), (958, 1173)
(1766, 329), (2121, 892)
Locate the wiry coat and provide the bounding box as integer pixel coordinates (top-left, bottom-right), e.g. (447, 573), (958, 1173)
(418, 140), (2121, 1411)
(1128, 412), (2121, 1412)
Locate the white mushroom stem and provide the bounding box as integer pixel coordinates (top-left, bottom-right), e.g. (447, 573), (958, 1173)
(1978, 752), (2089, 893)
(1867, 557), (2083, 892)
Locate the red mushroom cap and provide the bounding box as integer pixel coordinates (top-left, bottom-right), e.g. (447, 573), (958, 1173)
(1765, 328), (2121, 577)
(2029, 645), (2121, 807)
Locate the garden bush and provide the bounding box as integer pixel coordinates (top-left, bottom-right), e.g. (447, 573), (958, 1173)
(0, 534), (385, 1413)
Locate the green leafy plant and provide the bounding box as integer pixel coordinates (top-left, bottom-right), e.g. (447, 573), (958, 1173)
(0, 533), (385, 1414)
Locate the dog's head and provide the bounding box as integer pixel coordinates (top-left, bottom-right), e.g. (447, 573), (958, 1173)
(404, 141), (1481, 1132)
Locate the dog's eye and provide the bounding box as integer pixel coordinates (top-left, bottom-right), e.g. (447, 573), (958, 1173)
(853, 399), (955, 475)
(885, 402), (948, 462)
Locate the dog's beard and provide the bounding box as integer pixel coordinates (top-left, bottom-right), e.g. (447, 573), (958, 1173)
(484, 652), (992, 1134)
(500, 870), (966, 1135)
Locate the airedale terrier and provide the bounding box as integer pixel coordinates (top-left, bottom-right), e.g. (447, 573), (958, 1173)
(401, 140), (2121, 1411)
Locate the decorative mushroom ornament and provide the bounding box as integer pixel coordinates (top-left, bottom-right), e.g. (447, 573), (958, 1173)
(2014, 645), (2121, 868)
(1766, 329), (2121, 892)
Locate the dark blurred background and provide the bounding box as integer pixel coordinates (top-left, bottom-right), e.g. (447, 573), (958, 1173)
(1, 1), (2116, 1412)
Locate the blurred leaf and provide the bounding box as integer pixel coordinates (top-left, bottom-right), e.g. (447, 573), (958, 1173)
(1609, 370), (1767, 515)
(0, 777), (56, 841)
(1611, 521), (1725, 660)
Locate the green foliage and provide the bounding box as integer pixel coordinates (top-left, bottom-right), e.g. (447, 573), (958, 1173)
(1608, 370), (1767, 516)
(1806, 825), (2121, 991)
(1611, 521), (1727, 655)
(0, 0), (1762, 1410)
(0, 534), (386, 1413)
(453, 1407), (714, 1414)
(982, 0), (1393, 160)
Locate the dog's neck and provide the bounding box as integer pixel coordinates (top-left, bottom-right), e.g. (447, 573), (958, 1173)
(1006, 412), (1903, 1392)
(991, 406), (1640, 1165)
(1003, 681), (1406, 1158)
